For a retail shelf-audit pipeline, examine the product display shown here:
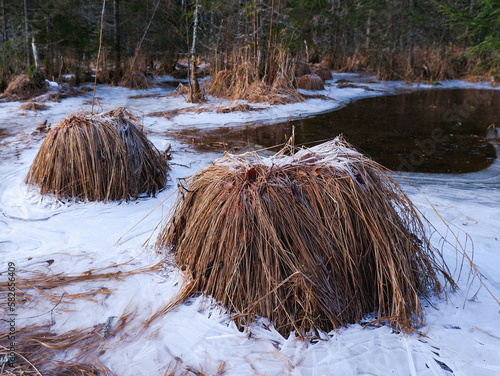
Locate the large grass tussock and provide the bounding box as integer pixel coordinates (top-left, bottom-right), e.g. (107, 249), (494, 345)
(25, 107), (168, 201)
(157, 138), (454, 337)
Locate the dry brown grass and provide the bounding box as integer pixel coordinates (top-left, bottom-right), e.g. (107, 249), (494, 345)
(0, 259), (163, 375)
(118, 72), (152, 90)
(25, 107), (168, 201)
(295, 61), (311, 77)
(323, 46), (479, 82)
(208, 51), (304, 104)
(0, 262), (161, 308)
(216, 104), (266, 114)
(297, 74), (325, 90)
(128, 93), (163, 99)
(0, 323), (115, 375)
(156, 137), (455, 337)
(18, 102), (48, 111)
(208, 70), (232, 98)
(0, 74), (48, 101)
(312, 67), (333, 81)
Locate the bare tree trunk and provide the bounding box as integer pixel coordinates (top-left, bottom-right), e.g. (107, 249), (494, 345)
(253, 4), (258, 71)
(265, 0), (275, 80)
(224, 19), (229, 69)
(407, 0), (415, 73)
(1, 0), (7, 42)
(114, 0), (121, 78)
(45, 0), (52, 79)
(24, 0), (32, 67)
(365, 9), (372, 50)
(133, 0), (160, 70)
(31, 36), (41, 72)
(190, 0), (201, 102)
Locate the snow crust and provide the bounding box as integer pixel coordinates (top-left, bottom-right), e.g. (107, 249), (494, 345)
(1, 75), (499, 375)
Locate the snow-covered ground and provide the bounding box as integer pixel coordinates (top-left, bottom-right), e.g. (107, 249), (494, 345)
(1, 75), (499, 375)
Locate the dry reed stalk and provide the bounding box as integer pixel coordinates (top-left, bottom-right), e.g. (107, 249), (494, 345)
(156, 137), (455, 337)
(297, 74), (325, 90)
(208, 50), (303, 104)
(208, 70), (232, 98)
(25, 107), (168, 201)
(1, 75), (48, 101)
(173, 83), (190, 96)
(18, 102), (48, 111)
(312, 67), (333, 81)
(118, 72), (152, 90)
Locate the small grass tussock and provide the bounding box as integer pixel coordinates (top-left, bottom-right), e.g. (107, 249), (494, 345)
(297, 74), (325, 90)
(119, 72), (152, 90)
(295, 61), (312, 77)
(25, 107), (168, 201)
(312, 67), (333, 81)
(0, 74), (48, 101)
(18, 102), (48, 111)
(156, 137), (455, 337)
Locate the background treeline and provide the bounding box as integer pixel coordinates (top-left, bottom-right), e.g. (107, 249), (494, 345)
(1, 0), (498, 89)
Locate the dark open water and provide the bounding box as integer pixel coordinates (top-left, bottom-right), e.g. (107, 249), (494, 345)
(186, 89), (499, 173)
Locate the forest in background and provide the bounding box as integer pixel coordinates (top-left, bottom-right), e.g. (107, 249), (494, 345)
(0, 0), (499, 92)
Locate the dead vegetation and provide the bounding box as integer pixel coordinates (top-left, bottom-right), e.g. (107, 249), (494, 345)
(312, 67), (333, 81)
(294, 61), (311, 77)
(0, 262), (161, 309)
(0, 324), (112, 376)
(0, 258), (226, 376)
(0, 271), (136, 376)
(0, 74), (48, 102)
(18, 102), (48, 111)
(128, 93), (163, 99)
(34, 84), (92, 103)
(297, 74), (325, 90)
(208, 51), (304, 104)
(156, 137), (455, 337)
(215, 103), (266, 114)
(321, 46), (490, 83)
(119, 72), (152, 90)
(25, 107), (168, 201)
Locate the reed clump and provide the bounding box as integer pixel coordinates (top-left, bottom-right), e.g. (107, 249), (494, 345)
(297, 74), (325, 90)
(313, 67), (333, 81)
(295, 61), (311, 77)
(18, 102), (48, 111)
(25, 107), (168, 201)
(1, 74), (48, 101)
(208, 51), (303, 104)
(119, 71), (152, 90)
(157, 137), (454, 337)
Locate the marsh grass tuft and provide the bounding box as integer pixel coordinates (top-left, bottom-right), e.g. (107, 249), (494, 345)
(156, 137), (455, 337)
(297, 74), (325, 91)
(1, 74), (48, 101)
(312, 67), (333, 81)
(25, 107), (168, 201)
(119, 72), (152, 90)
(18, 102), (48, 111)
(208, 50), (304, 104)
